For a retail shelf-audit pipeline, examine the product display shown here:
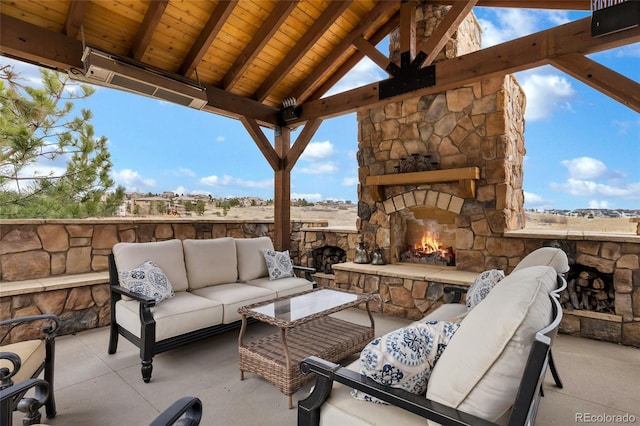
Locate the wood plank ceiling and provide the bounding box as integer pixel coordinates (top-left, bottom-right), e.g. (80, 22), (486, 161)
(2, 0), (639, 129)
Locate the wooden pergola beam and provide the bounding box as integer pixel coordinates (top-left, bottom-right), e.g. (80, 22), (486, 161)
(222, 0), (297, 91)
(295, 16), (640, 122)
(64, 0), (88, 39)
(132, 0), (169, 61)
(254, 1), (351, 103)
(419, 0), (479, 67)
(180, 0), (237, 78)
(550, 53), (640, 113)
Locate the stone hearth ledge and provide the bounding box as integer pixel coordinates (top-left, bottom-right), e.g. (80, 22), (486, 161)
(331, 262), (478, 286)
(0, 272), (109, 297)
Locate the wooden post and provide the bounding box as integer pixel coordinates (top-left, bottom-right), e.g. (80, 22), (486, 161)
(274, 126), (291, 251)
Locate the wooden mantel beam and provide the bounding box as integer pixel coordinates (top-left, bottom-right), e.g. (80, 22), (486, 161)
(294, 16), (640, 123)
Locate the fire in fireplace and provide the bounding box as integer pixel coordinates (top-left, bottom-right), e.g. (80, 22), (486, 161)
(400, 229), (455, 266)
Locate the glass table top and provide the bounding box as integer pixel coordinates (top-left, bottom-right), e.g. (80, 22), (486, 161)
(245, 289), (371, 324)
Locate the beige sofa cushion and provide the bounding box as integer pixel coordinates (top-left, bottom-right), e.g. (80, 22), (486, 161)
(115, 292), (223, 340)
(183, 238), (238, 289)
(244, 276), (313, 297)
(0, 340), (45, 384)
(235, 237), (274, 282)
(113, 240), (189, 292)
(191, 283), (275, 324)
(426, 265), (556, 422)
(513, 247), (569, 274)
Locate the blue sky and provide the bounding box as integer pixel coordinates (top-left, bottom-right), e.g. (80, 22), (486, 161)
(3, 7), (639, 210)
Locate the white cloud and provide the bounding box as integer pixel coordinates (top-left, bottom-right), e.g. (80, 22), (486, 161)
(519, 70), (576, 121)
(177, 168), (196, 177)
(173, 186), (186, 195)
(299, 163), (338, 175)
(588, 200), (610, 209)
(478, 9), (571, 48)
(113, 169), (156, 191)
(550, 178), (640, 199)
(291, 192), (322, 202)
(216, 136), (225, 142)
(523, 191), (554, 210)
(300, 141), (335, 161)
(560, 157), (608, 180)
(199, 174), (272, 189)
(341, 176), (358, 186)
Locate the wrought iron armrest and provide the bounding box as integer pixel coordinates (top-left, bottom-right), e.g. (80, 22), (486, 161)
(293, 265), (317, 285)
(0, 314), (60, 338)
(150, 396), (202, 426)
(443, 285), (469, 304)
(298, 357), (496, 426)
(0, 378), (50, 426)
(110, 285), (157, 308)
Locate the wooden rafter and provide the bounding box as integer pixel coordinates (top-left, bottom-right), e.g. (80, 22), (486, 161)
(254, 1), (351, 103)
(296, 16), (640, 122)
(239, 117), (281, 171)
(304, 12), (401, 103)
(399, 0), (417, 61)
(132, 0), (169, 61)
(180, 1), (238, 78)
(420, 0), (478, 67)
(285, 118), (323, 172)
(352, 36), (393, 71)
(222, 0), (298, 91)
(64, 0), (88, 39)
(550, 53), (640, 113)
(290, 1), (399, 103)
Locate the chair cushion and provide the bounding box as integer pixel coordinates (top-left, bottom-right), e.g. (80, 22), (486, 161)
(115, 292), (223, 340)
(183, 238), (238, 289)
(465, 269), (505, 310)
(235, 237), (274, 282)
(113, 240), (189, 292)
(244, 276), (313, 297)
(191, 283), (275, 324)
(0, 340), (45, 384)
(263, 249), (294, 280)
(426, 265), (556, 422)
(417, 303), (468, 324)
(513, 247), (570, 274)
(119, 260), (175, 303)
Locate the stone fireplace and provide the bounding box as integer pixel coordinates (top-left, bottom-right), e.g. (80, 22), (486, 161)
(357, 4), (526, 273)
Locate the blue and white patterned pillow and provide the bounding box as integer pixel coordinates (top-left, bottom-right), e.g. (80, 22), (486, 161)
(465, 269), (505, 310)
(351, 321), (460, 404)
(263, 249), (294, 281)
(119, 260), (175, 303)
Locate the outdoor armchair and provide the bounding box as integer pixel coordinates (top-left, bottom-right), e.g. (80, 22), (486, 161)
(0, 314), (60, 419)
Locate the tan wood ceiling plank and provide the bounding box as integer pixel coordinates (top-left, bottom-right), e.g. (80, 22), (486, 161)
(297, 16), (640, 122)
(65, 0), (88, 38)
(0, 1), (66, 32)
(254, 1), (351, 103)
(100, 0), (147, 21)
(131, 0), (168, 61)
(420, 0), (479, 67)
(181, 0), (238, 77)
(223, 1), (298, 91)
(550, 53), (640, 113)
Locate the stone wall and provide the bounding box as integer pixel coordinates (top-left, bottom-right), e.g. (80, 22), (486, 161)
(0, 218), (325, 341)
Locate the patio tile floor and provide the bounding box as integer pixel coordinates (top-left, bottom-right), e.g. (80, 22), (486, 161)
(15, 309), (640, 425)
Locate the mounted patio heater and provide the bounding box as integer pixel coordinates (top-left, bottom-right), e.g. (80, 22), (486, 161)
(68, 47), (208, 110)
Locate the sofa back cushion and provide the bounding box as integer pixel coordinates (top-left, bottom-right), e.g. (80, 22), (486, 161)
(513, 247), (569, 274)
(236, 237), (274, 282)
(426, 265), (556, 422)
(183, 238), (238, 289)
(112, 239), (189, 292)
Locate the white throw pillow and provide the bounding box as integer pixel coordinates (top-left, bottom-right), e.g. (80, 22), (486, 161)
(263, 249), (295, 280)
(119, 260), (175, 303)
(466, 269), (505, 310)
(351, 321), (459, 404)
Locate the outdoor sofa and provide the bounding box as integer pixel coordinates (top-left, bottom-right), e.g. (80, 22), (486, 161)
(108, 236), (315, 383)
(299, 248), (568, 426)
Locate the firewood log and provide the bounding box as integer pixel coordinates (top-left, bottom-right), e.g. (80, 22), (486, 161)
(592, 277), (605, 289)
(580, 292), (590, 309)
(576, 278), (590, 287)
(568, 279), (580, 309)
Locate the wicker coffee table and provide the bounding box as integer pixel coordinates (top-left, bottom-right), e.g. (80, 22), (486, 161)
(237, 288), (376, 408)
